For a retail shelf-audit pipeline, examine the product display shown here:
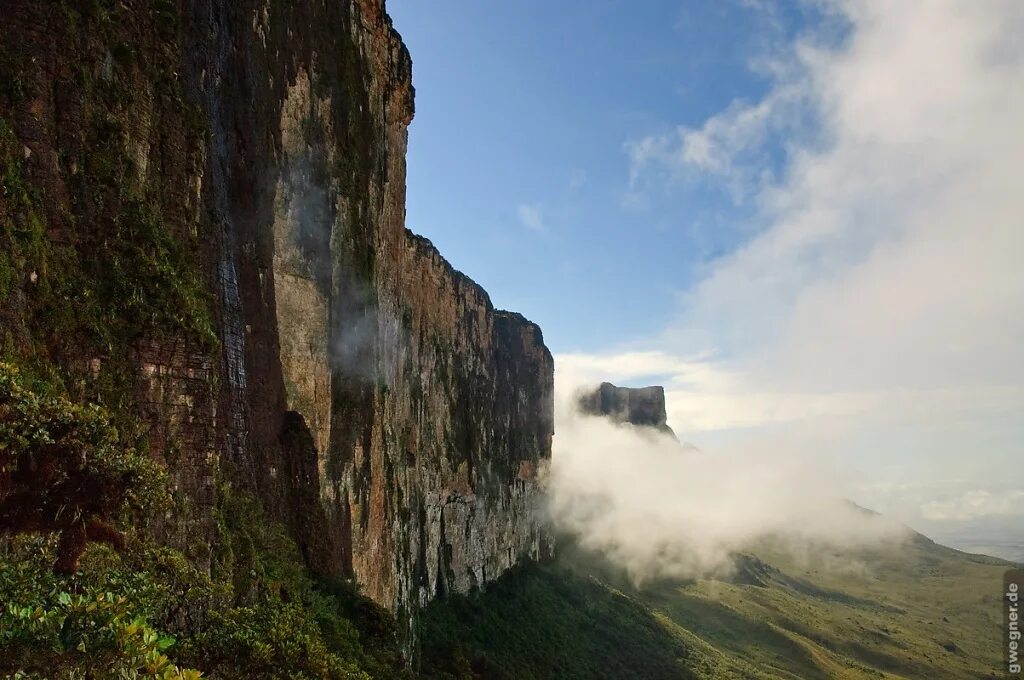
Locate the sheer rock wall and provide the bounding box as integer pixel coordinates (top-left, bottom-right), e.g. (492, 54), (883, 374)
(0, 0), (553, 639)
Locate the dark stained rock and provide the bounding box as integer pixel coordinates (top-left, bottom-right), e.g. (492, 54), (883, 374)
(0, 0), (553, 647)
(578, 382), (677, 438)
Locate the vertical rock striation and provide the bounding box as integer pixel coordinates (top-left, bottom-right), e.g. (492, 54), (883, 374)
(0, 0), (553, 641)
(579, 382), (677, 438)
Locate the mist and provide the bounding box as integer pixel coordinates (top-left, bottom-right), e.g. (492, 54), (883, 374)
(547, 371), (907, 582)
(552, 0), (1024, 559)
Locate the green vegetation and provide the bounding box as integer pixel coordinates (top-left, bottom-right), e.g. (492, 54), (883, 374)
(419, 562), (700, 680)
(0, 3), (400, 677)
(0, 540), (202, 679)
(190, 485), (406, 679)
(0, 363), (202, 677)
(0, 501), (406, 679)
(0, 366), (407, 679)
(0, 113), (217, 358)
(0, 2), (1012, 678)
(421, 537), (1011, 679)
(0, 362), (168, 573)
(0, 0), (217, 366)
(657, 536), (1009, 679)
(0, 367), (1009, 680)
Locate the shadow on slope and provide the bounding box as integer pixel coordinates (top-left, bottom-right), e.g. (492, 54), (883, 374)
(418, 561), (702, 680)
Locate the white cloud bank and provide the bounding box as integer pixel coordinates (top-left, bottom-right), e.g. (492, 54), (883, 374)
(643, 0), (1024, 392)
(548, 373), (906, 582)
(554, 0), (1024, 554)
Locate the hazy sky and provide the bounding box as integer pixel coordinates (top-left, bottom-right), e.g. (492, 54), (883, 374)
(389, 1), (1024, 547)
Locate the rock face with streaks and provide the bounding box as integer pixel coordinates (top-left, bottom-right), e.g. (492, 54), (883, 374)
(579, 383), (677, 438)
(0, 0), (552, 641)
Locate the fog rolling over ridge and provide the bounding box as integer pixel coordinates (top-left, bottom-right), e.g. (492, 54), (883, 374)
(547, 371), (907, 582)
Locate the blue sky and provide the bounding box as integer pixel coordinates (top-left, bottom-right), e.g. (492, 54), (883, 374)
(388, 1), (1024, 550)
(390, 0), (821, 352)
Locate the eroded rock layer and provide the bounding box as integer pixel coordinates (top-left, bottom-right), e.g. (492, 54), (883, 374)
(0, 0), (552, 639)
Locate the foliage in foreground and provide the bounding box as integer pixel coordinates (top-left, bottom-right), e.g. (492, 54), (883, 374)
(0, 538), (202, 679)
(0, 362), (169, 573)
(0, 512), (407, 675)
(0, 364), (406, 679)
(0, 496), (408, 679)
(0, 508), (404, 679)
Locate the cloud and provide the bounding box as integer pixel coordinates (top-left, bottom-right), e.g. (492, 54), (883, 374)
(517, 203), (546, 232)
(628, 0), (1024, 431)
(659, 1), (1024, 389)
(627, 84), (805, 201)
(558, 349), (1024, 434)
(557, 350), (726, 388)
(921, 490), (1024, 521)
(679, 97), (776, 174)
(548, 371), (907, 582)
(583, 0), (1024, 543)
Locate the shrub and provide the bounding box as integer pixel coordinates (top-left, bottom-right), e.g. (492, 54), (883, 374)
(0, 537), (201, 678)
(180, 600), (369, 680)
(0, 362), (169, 573)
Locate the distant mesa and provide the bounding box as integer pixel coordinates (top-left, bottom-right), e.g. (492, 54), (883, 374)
(577, 382), (677, 439)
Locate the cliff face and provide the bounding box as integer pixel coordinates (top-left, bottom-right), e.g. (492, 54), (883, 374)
(0, 0), (552, 638)
(578, 383), (676, 437)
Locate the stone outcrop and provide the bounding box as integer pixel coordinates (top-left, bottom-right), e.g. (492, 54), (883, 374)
(0, 0), (552, 642)
(579, 382), (677, 438)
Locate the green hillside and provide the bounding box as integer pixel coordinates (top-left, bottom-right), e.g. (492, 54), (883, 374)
(420, 534), (1013, 679)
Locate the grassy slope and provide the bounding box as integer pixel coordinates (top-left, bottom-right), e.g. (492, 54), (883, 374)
(420, 533), (1013, 679)
(418, 561), (752, 680)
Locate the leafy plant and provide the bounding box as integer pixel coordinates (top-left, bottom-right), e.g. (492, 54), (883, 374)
(198, 485), (406, 679)
(0, 362), (169, 573)
(0, 538), (201, 678)
(181, 601), (369, 680)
